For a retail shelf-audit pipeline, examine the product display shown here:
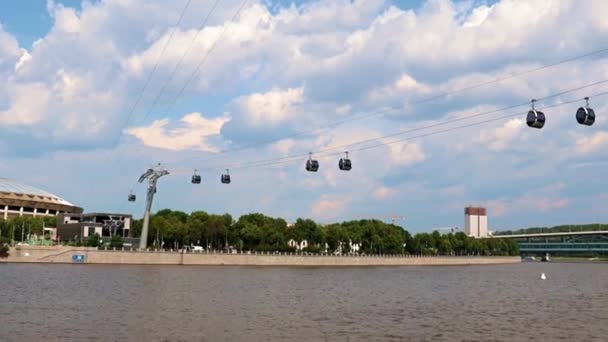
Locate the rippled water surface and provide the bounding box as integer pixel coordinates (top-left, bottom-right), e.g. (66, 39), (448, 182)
(1, 262), (607, 341)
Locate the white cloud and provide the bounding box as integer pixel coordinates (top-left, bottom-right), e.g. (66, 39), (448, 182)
(336, 104), (352, 115)
(236, 87), (304, 126)
(478, 118), (524, 151)
(125, 112), (229, 152)
(484, 182), (570, 217)
(372, 186), (396, 200)
(387, 141), (426, 167)
(462, 5), (494, 28)
(575, 131), (608, 155)
(311, 193), (351, 219)
(14, 49), (32, 71)
(1, 0), (608, 230)
(0, 83), (50, 125)
(0, 25), (21, 73)
(272, 139), (297, 155)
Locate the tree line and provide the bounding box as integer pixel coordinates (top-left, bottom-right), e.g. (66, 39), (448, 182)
(130, 209), (519, 256)
(494, 224), (608, 236)
(0, 216), (55, 244)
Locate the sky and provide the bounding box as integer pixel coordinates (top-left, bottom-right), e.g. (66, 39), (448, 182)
(1, 0), (608, 233)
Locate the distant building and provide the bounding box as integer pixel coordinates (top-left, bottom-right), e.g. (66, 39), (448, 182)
(464, 206), (488, 238)
(56, 212), (137, 246)
(0, 176), (83, 220)
(288, 239), (308, 250)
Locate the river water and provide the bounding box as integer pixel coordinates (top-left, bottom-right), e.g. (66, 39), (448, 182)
(1, 262), (607, 341)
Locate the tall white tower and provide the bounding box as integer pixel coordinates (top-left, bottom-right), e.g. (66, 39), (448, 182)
(464, 207), (488, 238)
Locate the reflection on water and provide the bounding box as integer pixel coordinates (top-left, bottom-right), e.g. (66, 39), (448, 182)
(1, 263), (607, 341)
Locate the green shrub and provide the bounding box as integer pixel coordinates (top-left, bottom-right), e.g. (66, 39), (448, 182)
(110, 235), (123, 248)
(86, 233), (100, 247)
(0, 244), (9, 257)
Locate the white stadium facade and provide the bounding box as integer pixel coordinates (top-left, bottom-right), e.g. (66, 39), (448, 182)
(0, 177), (83, 220)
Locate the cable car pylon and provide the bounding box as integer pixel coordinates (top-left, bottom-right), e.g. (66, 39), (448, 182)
(137, 163), (169, 250)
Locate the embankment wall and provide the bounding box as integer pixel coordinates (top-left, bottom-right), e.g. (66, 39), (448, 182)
(1, 246), (521, 266)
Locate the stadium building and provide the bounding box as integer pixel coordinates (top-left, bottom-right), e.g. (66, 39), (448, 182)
(0, 176), (83, 220)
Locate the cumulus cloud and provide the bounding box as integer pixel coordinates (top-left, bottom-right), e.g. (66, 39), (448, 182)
(272, 139), (297, 155)
(483, 183), (570, 217)
(387, 141), (426, 167)
(462, 4), (494, 28)
(0, 24), (21, 72)
(235, 87), (304, 126)
(477, 118), (524, 151)
(575, 131), (608, 155)
(125, 112), (229, 152)
(1, 0), (608, 231)
(372, 186), (396, 200)
(311, 194), (352, 219)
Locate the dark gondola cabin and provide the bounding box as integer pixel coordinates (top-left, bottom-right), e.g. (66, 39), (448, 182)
(306, 152), (319, 172)
(526, 99), (545, 129)
(338, 152), (352, 171)
(306, 159), (319, 172)
(526, 109), (545, 129)
(191, 174), (201, 184)
(576, 97), (595, 126)
(128, 193), (136, 202)
(221, 169), (230, 184)
(339, 158), (352, 171)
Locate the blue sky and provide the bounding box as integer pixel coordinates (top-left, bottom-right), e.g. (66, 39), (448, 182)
(1, 0), (608, 233)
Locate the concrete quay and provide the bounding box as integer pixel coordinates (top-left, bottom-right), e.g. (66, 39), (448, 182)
(0, 245), (521, 266)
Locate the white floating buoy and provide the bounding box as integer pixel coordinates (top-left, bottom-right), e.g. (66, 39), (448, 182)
(540, 273), (546, 280)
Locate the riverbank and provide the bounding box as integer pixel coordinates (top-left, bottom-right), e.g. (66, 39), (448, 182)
(0, 245), (520, 266)
(548, 256), (608, 263)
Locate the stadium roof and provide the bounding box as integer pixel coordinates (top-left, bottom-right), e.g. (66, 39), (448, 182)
(0, 176), (74, 206)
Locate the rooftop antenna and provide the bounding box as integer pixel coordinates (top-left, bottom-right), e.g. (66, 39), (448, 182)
(137, 163), (169, 250)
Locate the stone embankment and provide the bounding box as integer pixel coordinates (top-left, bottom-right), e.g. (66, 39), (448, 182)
(0, 245), (521, 266)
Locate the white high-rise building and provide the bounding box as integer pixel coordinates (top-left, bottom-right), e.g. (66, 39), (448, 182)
(464, 207), (488, 238)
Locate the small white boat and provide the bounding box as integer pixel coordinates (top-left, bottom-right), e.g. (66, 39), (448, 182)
(540, 273), (547, 280)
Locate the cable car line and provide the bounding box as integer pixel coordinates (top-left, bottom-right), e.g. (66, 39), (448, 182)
(191, 78), (608, 172)
(198, 90), (608, 174)
(132, 0), (223, 128)
(121, 0), (247, 198)
(157, 0), (251, 122)
(174, 47), (608, 167)
(147, 89), (604, 193)
(415, 47), (608, 104)
(84, 0), (192, 203)
(116, 0), (195, 142)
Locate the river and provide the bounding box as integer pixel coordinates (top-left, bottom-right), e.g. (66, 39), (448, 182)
(1, 262), (607, 341)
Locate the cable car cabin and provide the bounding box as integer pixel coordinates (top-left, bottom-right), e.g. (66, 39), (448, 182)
(128, 194), (136, 202)
(306, 159), (319, 172)
(221, 174), (231, 184)
(191, 174), (201, 184)
(576, 106), (595, 126)
(339, 158), (352, 171)
(526, 109), (545, 129)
